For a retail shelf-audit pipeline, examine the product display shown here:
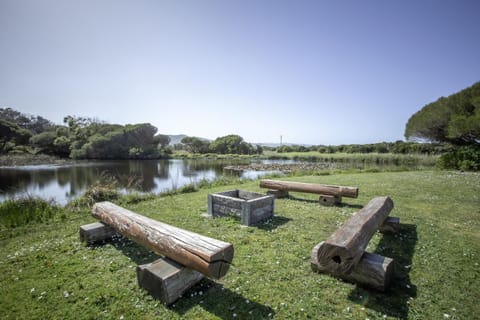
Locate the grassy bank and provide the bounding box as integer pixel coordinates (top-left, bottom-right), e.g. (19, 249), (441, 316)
(1, 171), (479, 319)
(264, 151), (438, 167)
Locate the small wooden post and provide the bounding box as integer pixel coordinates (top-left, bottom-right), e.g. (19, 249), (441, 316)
(266, 189), (289, 198)
(319, 195), (342, 206)
(137, 257), (204, 305)
(379, 216), (400, 234)
(79, 222), (117, 244)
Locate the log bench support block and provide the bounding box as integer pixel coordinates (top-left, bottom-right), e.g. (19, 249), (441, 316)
(266, 189), (289, 198)
(379, 216), (400, 234)
(311, 242), (394, 291)
(137, 257), (204, 305)
(319, 194), (342, 206)
(79, 222), (117, 244)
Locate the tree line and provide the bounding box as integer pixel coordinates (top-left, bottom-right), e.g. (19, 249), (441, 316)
(0, 109), (170, 159)
(178, 135), (263, 155)
(2, 79), (479, 170)
(0, 108), (262, 159)
(273, 141), (447, 155)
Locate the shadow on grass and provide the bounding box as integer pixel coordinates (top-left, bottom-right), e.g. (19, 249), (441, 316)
(90, 237), (274, 318)
(286, 194), (363, 209)
(255, 215), (292, 231)
(171, 279), (275, 319)
(88, 235), (159, 265)
(348, 223), (418, 319)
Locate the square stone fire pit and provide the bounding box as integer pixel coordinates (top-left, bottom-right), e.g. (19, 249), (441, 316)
(207, 190), (274, 226)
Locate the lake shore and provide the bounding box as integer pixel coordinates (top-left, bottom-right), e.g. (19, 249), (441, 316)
(0, 154), (72, 167)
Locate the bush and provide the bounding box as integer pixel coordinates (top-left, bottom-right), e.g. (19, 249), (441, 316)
(437, 145), (480, 171)
(0, 197), (60, 228)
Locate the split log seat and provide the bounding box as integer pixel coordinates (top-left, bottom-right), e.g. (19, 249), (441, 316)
(259, 179), (359, 206)
(80, 201), (234, 304)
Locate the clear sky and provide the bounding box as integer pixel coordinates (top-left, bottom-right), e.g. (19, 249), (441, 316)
(1, 0), (479, 145)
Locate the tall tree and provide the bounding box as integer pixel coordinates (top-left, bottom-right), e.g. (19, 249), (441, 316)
(0, 107), (53, 134)
(209, 135), (254, 154)
(405, 82), (480, 145)
(0, 119), (32, 153)
(181, 136), (210, 153)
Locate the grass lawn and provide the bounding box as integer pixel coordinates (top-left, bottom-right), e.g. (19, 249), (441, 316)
(1, 171), (479, 319)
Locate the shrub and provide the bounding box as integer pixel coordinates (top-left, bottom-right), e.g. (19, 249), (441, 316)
(437, 145), (480, 171)
(0, 196), (60, 228)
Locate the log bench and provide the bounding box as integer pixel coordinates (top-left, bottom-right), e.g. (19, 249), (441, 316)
(310, 196), (400, 291)
(259, 179), (359, 206)
(80, 201), (234, 304)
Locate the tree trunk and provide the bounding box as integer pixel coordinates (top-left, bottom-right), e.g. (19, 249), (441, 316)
(259, 179), (359, 198)
(315, 196), (393, 274)
(92, 201), (233, 279)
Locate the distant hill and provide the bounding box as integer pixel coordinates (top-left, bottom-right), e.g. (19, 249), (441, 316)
(167, 134), (211, 146)
(167, 134), (188, 146)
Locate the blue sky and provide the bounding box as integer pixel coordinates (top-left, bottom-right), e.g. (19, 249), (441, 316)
(1, 0), (479, 145)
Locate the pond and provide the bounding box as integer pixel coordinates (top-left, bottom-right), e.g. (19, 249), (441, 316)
(0, 159), (285, 205)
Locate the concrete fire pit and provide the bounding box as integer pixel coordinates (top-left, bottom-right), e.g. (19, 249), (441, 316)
(207, 190), (274, 226)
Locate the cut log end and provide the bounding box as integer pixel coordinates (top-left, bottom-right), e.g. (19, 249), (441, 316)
(314, 241), (360, 275)
(312, 244), (394, 291)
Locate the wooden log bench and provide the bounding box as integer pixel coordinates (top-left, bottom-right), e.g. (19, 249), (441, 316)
(310, 196), (400, 291)
(259, 179), (359, 206)
(80, 201), (234, 304)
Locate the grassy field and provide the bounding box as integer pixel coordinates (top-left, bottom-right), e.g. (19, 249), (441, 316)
(1, 170), (479, 319)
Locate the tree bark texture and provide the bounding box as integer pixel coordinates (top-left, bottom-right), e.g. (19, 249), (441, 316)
(311, 242), (394, 291)
(92, 201), (234, 279)
(259, 179), (359, 198)
(315, 196), (394, 274)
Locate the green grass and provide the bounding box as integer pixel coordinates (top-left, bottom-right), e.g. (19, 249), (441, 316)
(0, 171), (479, 319)
(0, 197), (62, 229)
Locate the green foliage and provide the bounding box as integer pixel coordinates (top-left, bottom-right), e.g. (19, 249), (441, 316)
(181, 136), (210, 153)
(274, 141), (446, 155)
(0, 119), (32, 154)
(405, 81), (480, 145)
(64, 118), (160, 159)
(29, 128), (70, 157)
(437, 145), (480, 171)
(0, 197), (60, 228)
(154, 134), (171, 149)
(68, 180), (121, 209)
(209, 134), (259, 154)
(0, 107), (53, 134)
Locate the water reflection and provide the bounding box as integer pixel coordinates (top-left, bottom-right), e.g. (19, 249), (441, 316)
(0, 159), (267, 205)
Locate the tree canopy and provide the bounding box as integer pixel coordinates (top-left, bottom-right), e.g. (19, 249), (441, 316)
(209, 135), (257, 154)
(405, 82), (480, 145)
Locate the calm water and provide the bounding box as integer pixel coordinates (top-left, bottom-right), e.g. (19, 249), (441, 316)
(0, 159), (283, 204)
